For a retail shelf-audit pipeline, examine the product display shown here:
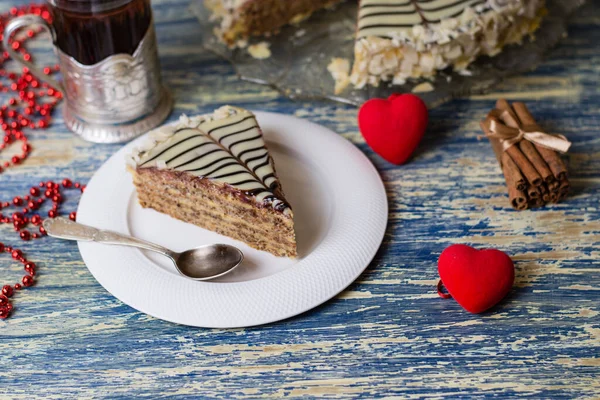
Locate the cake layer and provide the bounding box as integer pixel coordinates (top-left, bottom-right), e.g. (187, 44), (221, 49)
(206, 0), (344, 46)
(348, 0), (546, 88)
(132, 167), (296, 257)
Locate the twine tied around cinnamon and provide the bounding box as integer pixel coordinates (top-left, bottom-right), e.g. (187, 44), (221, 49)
(484, 110), (572, 154)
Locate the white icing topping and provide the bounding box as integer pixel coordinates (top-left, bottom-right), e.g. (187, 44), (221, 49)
(357, 0), (528, 42)
(129, 106), (291, 214)
(346, 0), (545, 88)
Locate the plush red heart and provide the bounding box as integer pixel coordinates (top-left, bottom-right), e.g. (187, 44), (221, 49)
(358, 93), (428, 165)
(438, 244), (515, 314)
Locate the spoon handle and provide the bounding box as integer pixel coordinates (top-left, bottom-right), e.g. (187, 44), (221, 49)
(43, 217), (177, 259)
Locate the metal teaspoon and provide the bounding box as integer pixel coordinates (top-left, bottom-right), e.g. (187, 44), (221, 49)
(43, 217), (244, 281)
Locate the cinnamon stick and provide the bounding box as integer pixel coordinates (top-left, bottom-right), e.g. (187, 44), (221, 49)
(512, 102), (568, 181)
(496, 99), (520, 126)
(496, 100), (562, 187)
(540, 184), (551, 203)
(537, 145), (568, 181)
(528, 185), (540, 199)
(503, 155), (527, 192)
(559, 178), (570, 192)
(558, 187), (569, 201)
(529, 197), (544, 209)
(519, 140), (555, 184)
(487, 126), (527, 192)
(488, 108), (544, 187)
(558, 178), (570, 201)
(548, 180), (560, 192)
(481, 121), (528, 209)
(510, 187), (528, 210)
(508, 144), (543, 187)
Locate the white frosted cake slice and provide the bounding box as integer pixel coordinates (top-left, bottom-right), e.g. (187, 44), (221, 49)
(127, 106), (296, 257)
(348, 0), (546, 88)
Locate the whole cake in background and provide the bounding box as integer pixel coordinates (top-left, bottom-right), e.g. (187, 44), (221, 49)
(205, 0), (546, 90)
(127, 106), (297, 258)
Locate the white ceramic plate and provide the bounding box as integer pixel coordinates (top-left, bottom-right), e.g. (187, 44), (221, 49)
(77, 111), (387, 328)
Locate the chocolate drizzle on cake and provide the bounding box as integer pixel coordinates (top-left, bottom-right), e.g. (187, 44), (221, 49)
(357, 0), (496, 38)
(130, 106), (291, 214)
(412, 1), (429, 28)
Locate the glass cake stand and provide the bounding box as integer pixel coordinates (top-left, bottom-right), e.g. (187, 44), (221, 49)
(191, 0), (586, 108)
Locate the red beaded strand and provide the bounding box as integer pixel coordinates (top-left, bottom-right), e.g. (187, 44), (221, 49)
(0, 5), (85, 320)
(0, 180), (85, 319)
(0, 4), (59, 175)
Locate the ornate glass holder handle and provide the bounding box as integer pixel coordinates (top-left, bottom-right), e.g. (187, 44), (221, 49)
(4, 15), (64, 90)
(3, 14), (173, 143)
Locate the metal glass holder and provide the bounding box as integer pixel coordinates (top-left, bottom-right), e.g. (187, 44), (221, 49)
(4, 14), (173, 143)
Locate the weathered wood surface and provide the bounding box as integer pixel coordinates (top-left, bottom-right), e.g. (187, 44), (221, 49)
(1, 0), (599, 398)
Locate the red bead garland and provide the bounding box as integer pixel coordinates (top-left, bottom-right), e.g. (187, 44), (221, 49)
(0, 5), (86, 320)
(0, 180), (85, 319)
(0, 242), (33, 319)
(0, 4), (59, 175)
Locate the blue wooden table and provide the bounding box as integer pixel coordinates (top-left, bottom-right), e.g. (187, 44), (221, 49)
(1, 0), (599, 398)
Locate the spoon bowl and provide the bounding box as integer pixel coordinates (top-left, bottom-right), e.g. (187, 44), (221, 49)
(43, 217), (244, 281)
(175, 244), (243, 280)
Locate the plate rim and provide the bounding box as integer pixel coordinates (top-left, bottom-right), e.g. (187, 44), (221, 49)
(77, 111), (388, 328)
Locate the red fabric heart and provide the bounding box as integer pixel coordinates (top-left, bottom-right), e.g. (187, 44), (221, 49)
(358, 93), (428, 165)
(438, 244), (515, 314)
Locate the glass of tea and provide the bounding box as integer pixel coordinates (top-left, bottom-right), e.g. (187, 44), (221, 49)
(3, 0), (173, 143)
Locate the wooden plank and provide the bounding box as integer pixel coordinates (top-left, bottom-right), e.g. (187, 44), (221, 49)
(0, 0), (598, 397)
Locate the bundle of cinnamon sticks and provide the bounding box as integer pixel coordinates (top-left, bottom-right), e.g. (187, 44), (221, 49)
(480, 100), (570, 210)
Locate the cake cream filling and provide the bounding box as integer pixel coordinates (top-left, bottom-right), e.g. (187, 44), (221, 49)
(347, 0), (546, 89)
(127, 106), (291, 215)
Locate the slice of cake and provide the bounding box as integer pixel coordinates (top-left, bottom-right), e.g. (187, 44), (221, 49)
(205, 0), (344, 47)
(348, 0), (546, 88)
(127, 106), (297, 258)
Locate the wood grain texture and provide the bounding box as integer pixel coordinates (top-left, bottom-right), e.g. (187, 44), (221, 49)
(1, 0), (599, 398)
